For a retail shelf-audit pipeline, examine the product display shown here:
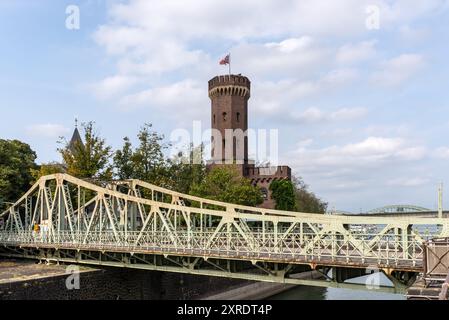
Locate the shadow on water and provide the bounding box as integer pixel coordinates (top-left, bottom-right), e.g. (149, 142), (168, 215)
(268, 285), (327, 300)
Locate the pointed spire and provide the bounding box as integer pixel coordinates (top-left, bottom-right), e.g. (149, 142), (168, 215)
(69, 118), (83, 153)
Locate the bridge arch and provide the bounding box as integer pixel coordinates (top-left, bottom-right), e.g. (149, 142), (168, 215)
(367, 205), (431, 214)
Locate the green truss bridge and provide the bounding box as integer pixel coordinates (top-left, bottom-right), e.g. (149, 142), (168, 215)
(1, 174), (448, 294)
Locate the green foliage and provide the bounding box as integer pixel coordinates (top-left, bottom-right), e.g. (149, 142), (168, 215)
(0, 139), (37, 211)
(190, 166), (263, 207)
(164, 144), (206, 194)
(114, 130), (206, 195)
(58, 122), (112, 180)
(268, 176), (327, 213)
(31, 162), (66, 181)
(293, 176), (328, 214)
(114, 123), (169, 185)
(113, 137), (135, 180)
(269, 180), (297, 211)
(133, 123), (168, 184)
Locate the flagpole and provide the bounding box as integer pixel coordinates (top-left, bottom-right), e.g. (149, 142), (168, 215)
(229, 53), (231, 75)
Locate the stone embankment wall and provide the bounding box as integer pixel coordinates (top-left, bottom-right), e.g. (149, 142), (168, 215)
(0, 259), (248, 300)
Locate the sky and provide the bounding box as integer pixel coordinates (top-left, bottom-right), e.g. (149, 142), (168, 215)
(0, 0), (449, 212)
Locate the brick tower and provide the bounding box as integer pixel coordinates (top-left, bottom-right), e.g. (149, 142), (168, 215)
(207, 74), (292, 209)
(208, 74), (250, 174)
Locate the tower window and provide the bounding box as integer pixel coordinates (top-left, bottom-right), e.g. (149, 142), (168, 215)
(213, 114), (216, 124)
(237, 112), (240, 122)
(222, 112), (227, 121)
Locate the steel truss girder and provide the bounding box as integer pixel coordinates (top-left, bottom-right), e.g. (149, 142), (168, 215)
(0, 173), (448, 287)
(0, 245), (406, 294)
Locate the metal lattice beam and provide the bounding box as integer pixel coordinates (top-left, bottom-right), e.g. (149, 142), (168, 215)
(0, 174), (448, 290)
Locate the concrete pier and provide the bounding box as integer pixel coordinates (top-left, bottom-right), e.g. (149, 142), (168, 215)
(406, 278), (445, 300)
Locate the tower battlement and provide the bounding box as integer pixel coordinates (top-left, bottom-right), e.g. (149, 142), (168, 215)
(208, 74), (251, 98)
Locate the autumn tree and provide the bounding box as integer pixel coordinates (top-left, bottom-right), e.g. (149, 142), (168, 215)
(58, 122), (112, 180)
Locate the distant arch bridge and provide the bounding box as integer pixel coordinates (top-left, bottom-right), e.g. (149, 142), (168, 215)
(368, 205), (431, 214)
(332, 205), (447, 218)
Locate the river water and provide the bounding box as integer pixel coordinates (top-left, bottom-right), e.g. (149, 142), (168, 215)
(268, 272), (406, 300)
(268, 286), (405, 300)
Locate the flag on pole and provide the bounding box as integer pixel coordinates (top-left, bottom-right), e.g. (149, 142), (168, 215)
(219, 53), (231, 75)
(219, 54), (230, 65)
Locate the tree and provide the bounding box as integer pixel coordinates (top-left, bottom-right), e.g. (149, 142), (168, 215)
(269, 180), (297, 211)
(0, 139), (37, 211)
(293, 176), (328, 214)
(165, 144), (206, 194)
(190, 166), (263, 207)
(113, 123), (169, 185)
(113, 137), (134, 180)
(58, 122), (112, 180)
(133, 123), (169, 184)
(31, 162), (66, 181)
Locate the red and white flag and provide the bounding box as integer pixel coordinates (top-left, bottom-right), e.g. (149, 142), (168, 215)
(219, 54), (230, 65)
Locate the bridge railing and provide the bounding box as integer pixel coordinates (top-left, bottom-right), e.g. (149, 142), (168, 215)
(0, 230), (427, 269)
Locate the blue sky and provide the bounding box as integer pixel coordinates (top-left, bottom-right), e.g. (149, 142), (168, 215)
(1, 0), (449, 212)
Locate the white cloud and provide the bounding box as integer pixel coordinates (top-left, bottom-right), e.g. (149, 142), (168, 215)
(378, 0), (448, 24)
(100, 0), (367, 42)
(250, 69), (360, 120)
(320, 128), (354, 138)
(372, 54), (425, 86)
(398, 25), (430, 43)
(330, 107), (368, 121)
(387, 177), (430, 187)
(321, 68), (359, 85)
(232, 37), (332, 79)
(433, 147), (449, 159)
(26, 124), (70, 138)
(91, 75), (138, 99)
(364, 124), (411, 136)
(118, 79), (209, 123)
(285, 136), (430, 209)
(265, 37), (314, 53)
(296, 139), (314, 148)
(293, 107), (368, 124)
(119, 79), (204, 109)
(92, 0), (444, 85)
(336, 40), (377, 64)
(291, 136), (427, 173)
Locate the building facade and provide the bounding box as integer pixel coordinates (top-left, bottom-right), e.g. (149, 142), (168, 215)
(207, 74), (292, 209)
